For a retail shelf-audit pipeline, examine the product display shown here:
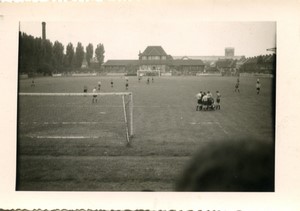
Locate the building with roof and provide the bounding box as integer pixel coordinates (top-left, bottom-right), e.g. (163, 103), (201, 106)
(101, 46), (275, 76)
(216, 59), (237, 76)
(103, 46), (205, 76)
(239, 54), (276, 74)
(103, 60), (139, 74)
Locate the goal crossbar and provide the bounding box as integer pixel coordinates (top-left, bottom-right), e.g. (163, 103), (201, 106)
(19, 92), (134, 143)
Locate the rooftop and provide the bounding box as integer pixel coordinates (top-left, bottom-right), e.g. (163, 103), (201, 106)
(140, 46), (168, 56)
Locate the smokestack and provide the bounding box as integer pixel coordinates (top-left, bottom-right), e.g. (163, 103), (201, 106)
(42, 22), (46, 40)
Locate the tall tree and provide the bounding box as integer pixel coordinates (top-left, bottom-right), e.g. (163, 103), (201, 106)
(52, 41), (64, 71)
(75, 42), (84, 68)
(66, 43), (74, 69)
(86, 43), (93, 67)
(40, 39), (53, 74)
(95, 43), (105, 67)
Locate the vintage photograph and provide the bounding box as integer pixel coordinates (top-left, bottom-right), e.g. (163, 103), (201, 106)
(16, 21), (276, 192)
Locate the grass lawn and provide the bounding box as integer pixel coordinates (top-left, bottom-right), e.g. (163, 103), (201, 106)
(17, 75), (275, 191)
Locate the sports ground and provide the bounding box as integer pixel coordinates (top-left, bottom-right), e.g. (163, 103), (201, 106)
(16, 75), (275, 191)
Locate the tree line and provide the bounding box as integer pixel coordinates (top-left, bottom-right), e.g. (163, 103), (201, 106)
(18, 32), (105, 75)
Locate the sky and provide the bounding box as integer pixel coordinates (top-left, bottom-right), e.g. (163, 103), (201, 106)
(20, 21), (276, 60)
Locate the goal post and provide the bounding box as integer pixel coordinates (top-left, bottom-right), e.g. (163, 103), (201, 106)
(137, 69), (161, 77)
(18, 92), (134, 143)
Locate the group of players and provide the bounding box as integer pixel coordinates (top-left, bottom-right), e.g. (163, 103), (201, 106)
(196, 77), (262, 111)
(84, 77), (134, 103)
(196, 90), (221, 111)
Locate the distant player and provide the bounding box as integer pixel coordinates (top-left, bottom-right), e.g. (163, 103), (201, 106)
(147, 78), (150, 84)
(111, 79), (114, 88)
(235, 81), (240, 92)
(215, 91), (221, 110)
(138, 76), (141, 83)
(98, 81), (101, 91)
(92, 87), (97, 103)
(196, 91), (203, 111)
(125, 80), (129, 90)
(31, 78), (35, 87)
(83, 85), (88, 96)
(256, 79), (261, 94)
(152, 77), (154, 83)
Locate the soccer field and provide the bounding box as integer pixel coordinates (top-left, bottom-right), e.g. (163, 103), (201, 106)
(17, 76), (275, 191)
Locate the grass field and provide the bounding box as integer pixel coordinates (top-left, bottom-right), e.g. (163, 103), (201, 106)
(17, 75), (275, 191)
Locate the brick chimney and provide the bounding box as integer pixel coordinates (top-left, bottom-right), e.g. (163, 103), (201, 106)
(42, 22), (46, 40)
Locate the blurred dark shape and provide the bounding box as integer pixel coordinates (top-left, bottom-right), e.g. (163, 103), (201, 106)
(175, 139), (275, 191)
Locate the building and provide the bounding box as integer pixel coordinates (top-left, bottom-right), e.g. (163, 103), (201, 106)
(239, 54), (276, 74)
(137, 46), (172, 75)
(216, 59), (237, 76)
(103, 60), (139, 75)
(103, 46), (205, 76)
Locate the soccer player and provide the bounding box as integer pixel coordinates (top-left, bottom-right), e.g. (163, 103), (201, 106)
(202, 92), (208, 110)
(207, 91), (213, 98)
(138, 76), (141, 83)
(196, 91), (203, 111)
(256, 79), (261, 94)
(83, 85), (88, 96)
(125, 80), (129, 90)
(147, 78), (150, 84)
(216, 91), (221, 110)
(98, 81), (101, 91)
(152, 77), (154, 83)
(92, 87), (97, 103)
(235, 81), (240, 92)
(31, 78), (35, 87)
(111, 79), (114, 88)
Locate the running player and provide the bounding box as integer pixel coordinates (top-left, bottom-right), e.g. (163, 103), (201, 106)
(256, 79), (261, 94)
(125, 80), (129, 90)
(92, 87), (98, 103)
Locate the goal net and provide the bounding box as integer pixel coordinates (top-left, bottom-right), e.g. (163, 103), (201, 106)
(18, 92), (133, 144)
(137, 69), (161, 77)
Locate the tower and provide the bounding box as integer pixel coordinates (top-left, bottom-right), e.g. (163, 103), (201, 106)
(42, 22), (46, 40)
(225, 47), (234, 57)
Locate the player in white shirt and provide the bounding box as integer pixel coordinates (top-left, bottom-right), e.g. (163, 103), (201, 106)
(92, 87), (98, 103)
(196, 91), (203, 111)
(202, 92), (208, 110)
